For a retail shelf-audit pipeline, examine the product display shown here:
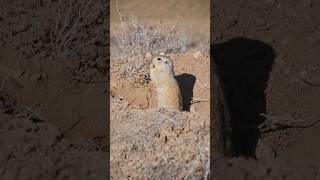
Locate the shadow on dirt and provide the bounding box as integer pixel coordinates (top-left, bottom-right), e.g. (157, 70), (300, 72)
(211, 37), (275, 158)
(176, 73), (196, 111)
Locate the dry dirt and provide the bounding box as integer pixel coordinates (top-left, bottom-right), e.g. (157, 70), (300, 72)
(110, 51), (210, 179)
(2, 0), (318, 179)
(0, 0), (108, 179)
(212, 0), (320, 179)
(110, 0), (210, 179)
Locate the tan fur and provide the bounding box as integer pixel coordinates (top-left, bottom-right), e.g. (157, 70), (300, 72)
(150, 55), (182, 111)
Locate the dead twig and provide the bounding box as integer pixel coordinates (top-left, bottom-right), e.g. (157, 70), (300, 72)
(259, 113), (320, 133)
(146, 94), (150, 109)
(298, 76), (320, 87)
(191, 97), (209, 104)
(12, 24), (32, 36)
(13, 103), (46, 123)
(127, 98), (136, 107)
(60, 117), (83, 135)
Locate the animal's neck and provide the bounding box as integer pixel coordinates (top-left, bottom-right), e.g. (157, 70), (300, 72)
(160, 68), (174, 75)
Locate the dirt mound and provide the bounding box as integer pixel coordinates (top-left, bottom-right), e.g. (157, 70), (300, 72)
(110, 94), (209, 179)
(110, 50), (210, 179)
(110, 51), (210, 114)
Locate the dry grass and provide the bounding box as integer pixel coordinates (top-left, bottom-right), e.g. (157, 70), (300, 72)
(111, 1), (190, 60)
(0, 0), (107, 61)
(110, 1), (210, 178)
(110, 1), (190, 85)
(123, 136), (210, 180)
(0, 0), (108, 83)
(110, 95), (210, 179)
(111, 15), (190, 60)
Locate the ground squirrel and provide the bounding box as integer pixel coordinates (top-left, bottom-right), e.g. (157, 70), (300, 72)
(150, 55), (182, 111)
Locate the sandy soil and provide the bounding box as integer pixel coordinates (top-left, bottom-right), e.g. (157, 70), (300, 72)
(0, 0), (108, 179)
(3, 0), (317, 179)
(110, 0), (210, 179)
(212, 0), (320, 179)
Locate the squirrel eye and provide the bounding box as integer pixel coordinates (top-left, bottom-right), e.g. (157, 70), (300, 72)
(157, 58), (161, 60)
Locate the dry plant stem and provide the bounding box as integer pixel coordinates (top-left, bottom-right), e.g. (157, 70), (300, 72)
(13, 103), (46, 122)
(54, 0), (64, 43)
(145, 94), (150, 109)
(298, 76), (320, 87)
(111, 0), (190, 62)
(115, 0), (126, 45)
(183, 156), (200, 180)
(52, 0), (93, 48)
(60, 117), (82, 135)
(59, 3), (73, 40)
(115, 0), (125, 26)
(184, 142), (209, 180)
(191, 98), (209, 105)
(127, 98), (136, 107)
(60, 2), (84, 46)
(260, 113), (320, 132)
(204, 160), (210, 180)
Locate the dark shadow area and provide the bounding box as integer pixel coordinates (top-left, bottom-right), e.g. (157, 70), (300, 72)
(176, 73), (196, 111)
(211, 37), (275, 158)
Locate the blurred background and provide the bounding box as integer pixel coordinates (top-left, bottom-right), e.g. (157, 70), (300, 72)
(110, 0), (209, 52)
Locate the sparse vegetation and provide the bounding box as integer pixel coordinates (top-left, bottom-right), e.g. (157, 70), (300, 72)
(111, 1), (190, 60)
(1, 0), (107, 60)
(110, 1), (210, 179)
(110, 1), (191, 85)
(110, 95), (210, 179)
(111, 15), (189, 60)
